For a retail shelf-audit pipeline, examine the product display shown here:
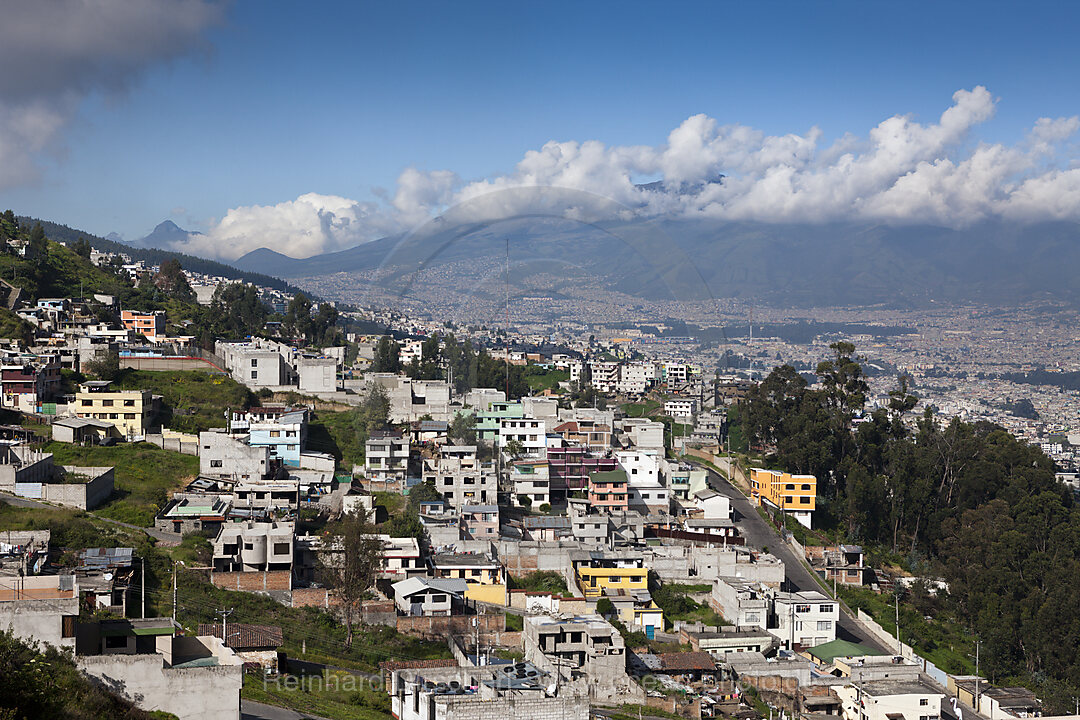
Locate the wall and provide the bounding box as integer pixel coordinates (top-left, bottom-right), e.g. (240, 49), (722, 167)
(120, 357), (222, 373)
(78, 653), (242, 720)
(396, 613), (504, 641)
(46, 467), (114, 510)
(465, 584), (507, 606)
(211, 570), (291, 592)
(0, 598), (78, 648)
(857, 609), (948, 685)
(439, 694), (589, 720)
(145, 433), (200, 456)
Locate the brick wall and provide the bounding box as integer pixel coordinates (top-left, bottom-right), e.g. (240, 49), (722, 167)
(396, 613), (504, 641)
(211, 570), (291, 592)
(290, 587), (333, 608)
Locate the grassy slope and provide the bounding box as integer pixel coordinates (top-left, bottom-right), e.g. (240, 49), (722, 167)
(308, 410), (365, 469)
(45, 441), (199, 527)
(110, 369), (256, 434)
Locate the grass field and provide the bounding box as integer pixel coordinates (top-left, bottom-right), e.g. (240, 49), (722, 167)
(241, 672), (391, 720)
(308, 410), (365, 469)
(44, 441), (198, 527)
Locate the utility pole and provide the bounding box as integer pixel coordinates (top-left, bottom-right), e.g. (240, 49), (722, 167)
(894, 592), (900, 654)
(216, 608), (233, 644)
(172, 562), (178, 627)
(975, 640), (981, 713)
(141, 556), (146, 618)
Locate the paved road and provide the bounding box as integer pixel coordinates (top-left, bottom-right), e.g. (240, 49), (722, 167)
(691, 463), (893, 653)
(241, 699), (332, 720)
(0, 491), (181, 544)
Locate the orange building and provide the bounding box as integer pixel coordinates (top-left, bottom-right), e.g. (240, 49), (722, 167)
(120, 310), (166, 341)
(750, 468), (817, 529)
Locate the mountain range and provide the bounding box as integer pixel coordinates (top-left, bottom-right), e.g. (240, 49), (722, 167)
(226, 217), (1080, 308)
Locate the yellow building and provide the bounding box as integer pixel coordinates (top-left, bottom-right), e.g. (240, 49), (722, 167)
(575, 565), (648, 599)
(750, 468), (817, 529)
(74, 381), (154, 437)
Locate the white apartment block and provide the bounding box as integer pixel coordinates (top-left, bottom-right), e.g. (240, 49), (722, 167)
(835, 679), (944, 720)
(665, 399), (697, 418)
(498, 416), (546, 456)
(770, 590), (839, 649)
(661, 361), (691, 384)
(588, 361), (621, 393)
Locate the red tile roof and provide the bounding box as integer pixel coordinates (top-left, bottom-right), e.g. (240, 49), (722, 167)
(658, 651), (717, 672)
(198, 623), (283, 649)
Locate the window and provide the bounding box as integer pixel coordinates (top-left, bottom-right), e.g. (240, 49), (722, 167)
(251, 359), (258, 367)
(745, 612), (760, 623)
(244, 543), (253, 550)
(801, 484), (811, 490)
(273, 542), (290, 555)
(270, 430), (280, 438)
(820, 604), (834, 613)
(817, 620), (832, 631)
(786, 483), (795, 490)
(920, 699), (929, 707)
(102, 399), (113, 407)
(800, 496), (811, 504)
(105, 635), (128, 649)
(210, 460), (223, 468)
(250, 371), (257, 379)
(125, 413), (136, 419)
(795, 604), (811, 613)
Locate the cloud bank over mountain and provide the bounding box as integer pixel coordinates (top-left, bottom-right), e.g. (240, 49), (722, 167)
(0, 0), (223, 190)
(167, 86), (1080, 260)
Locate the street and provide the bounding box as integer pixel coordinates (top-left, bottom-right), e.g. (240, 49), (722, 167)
(693, 463), (893, 653)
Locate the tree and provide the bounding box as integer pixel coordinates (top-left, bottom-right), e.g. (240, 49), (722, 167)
(448, 411), (478, 445)
(504, 439), (525, 459)
(153, 258), (194, 301)
(283, 293), (314, 341)
(82, 350), (122, 381)
(517, 494), (532, 509)
(72, 236), (93, 259)
(27, 223), (47, 262)
(596, 597), (614, 617)
(320, 509), (383, 648)
(369, 335), (402, 373)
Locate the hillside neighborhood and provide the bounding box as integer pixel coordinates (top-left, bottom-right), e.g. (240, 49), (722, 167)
(0, 218), (1074, 720)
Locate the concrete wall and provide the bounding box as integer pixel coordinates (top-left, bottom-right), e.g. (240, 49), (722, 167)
(47, 467), (114, 510)
(439, 694), (589, 720)
(120, 357), (222, 373)
(78, 652), (242, 720)
(199, 431), (268, 478)
(0, 597), (78, 648)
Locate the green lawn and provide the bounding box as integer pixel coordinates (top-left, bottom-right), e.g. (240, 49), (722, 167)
(110, 370), (256, 434)
(45, 441), (199, 527)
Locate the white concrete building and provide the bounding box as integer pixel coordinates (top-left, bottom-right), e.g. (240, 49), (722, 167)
(770, 590), (839, 649)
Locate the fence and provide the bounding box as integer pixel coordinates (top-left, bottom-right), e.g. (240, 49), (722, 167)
(856, 609), (949, 685)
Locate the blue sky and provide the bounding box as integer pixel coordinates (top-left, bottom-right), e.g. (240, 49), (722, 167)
(2, 1), (1080, 257)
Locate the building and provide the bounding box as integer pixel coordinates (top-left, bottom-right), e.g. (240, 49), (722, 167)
(710, 579), (773, 630)
(388, 660), (587, 720)
(73, 381), (155, 437)
(373, 535), (424, 579)
(247, 409), (308, 468)
(807, 544), (870, 587)
(681, 626), (777, 658)
(835, 678), (945, 720)
(553, 419), (612, 451)
(498, 415), (546, 456)
(156, 493), (231, 535)
(0, 445), (114, 510)
(510, 460), (550, 507)
(120, 310), (166, 341)
(197, 623), (283, 671)
(296, 355), (338, 393)
(0, 574), (79, 649)
(1, 359), (60, 412)
(199, 431), (271, 479)
(459, 504), (500, 540)
(770, 590), (839, 649)
(523, 614), (643, 703)
(750, 468), (817, 528)
(212, 521), (294, 575)
(548, 444), (617, 501)
(572, 551), (648, 599)
(588, 469), (629, 512)
(423, 445), (496, 508)
(366, 432), (410, 487)
(216, 337), (296, 387)
(665, 399), (697, 418)
(428, 552), (506, 605)
(391, 577), (469, 617)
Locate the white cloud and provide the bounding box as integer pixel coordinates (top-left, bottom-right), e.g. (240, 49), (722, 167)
(0, 0), (223, 189)
(192, 86), (1080, 260)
